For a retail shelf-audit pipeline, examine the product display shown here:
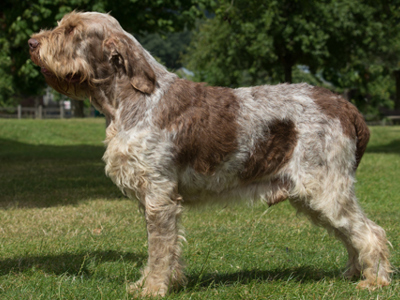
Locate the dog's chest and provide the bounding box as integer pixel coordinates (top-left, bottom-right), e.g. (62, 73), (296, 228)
(103, 126), (177, 194)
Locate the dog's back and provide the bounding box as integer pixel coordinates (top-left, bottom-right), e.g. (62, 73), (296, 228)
(29, 12), (390, 296)
(161, 81), (368, 205)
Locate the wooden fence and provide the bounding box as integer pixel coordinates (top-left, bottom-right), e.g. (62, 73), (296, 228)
(1, 105), (399, 124)
(0, 105), (96, 119)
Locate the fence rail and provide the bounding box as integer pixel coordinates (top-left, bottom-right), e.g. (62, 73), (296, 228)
(0, 105), (96, 119)
(2, 105), (399, 125)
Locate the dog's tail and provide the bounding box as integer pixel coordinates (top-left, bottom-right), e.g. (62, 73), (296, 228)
(351, 105), (370, 170)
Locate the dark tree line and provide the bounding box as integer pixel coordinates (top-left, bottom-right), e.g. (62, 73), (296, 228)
(1, 0), (400, 116)
(184, 0), (400, 114)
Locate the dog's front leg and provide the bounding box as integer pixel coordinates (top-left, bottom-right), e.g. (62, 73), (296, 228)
(130, 194), (186, 297)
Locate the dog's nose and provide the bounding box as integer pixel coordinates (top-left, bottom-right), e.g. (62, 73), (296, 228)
(28, 38), (39, 50)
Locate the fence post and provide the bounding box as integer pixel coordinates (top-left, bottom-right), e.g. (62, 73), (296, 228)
(37, 105), (43, 119)
(18, 105), (21, 119)
(60, 101), (64, 119)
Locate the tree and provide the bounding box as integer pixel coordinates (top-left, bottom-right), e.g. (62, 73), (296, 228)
(0, 0), (211, 112)
(368, 1), (400, 110)
(184, 0), (400, 113)
(138, 30), (192, 70)
(318, 0), (400, 113)
(185, 0), (336, 86)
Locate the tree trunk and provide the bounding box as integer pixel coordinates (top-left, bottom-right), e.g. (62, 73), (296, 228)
(394, 70), (400, 110)
(283, 54), (293, 83)
(72, 100), (85, 118)
(284, 63), (292, 84)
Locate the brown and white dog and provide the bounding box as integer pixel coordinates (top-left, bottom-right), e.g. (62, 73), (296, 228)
(28, 11), (391, 296)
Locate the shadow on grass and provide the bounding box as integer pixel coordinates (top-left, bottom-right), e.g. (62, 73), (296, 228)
(366, 139), (400, 154)
(0, 250), (146, 278)
(185, 266), (342, 291)
(0, 138), (107, 160)
(185, 266), (400, 292)
(0, 252), (352, 287)
(4, 249), (399, 289)
(0, 138), (123, 208)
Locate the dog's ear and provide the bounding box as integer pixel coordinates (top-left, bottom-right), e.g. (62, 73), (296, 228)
(104, 35), (156, 94)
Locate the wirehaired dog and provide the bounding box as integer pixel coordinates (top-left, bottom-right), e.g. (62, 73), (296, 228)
(29, 11), (391, 296)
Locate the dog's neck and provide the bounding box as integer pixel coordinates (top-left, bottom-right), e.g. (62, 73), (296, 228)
(89, 82), (117, 122)
(91, 67), (178, 137)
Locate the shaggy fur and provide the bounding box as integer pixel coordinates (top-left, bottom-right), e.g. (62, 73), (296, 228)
(29, 11), (391, 296)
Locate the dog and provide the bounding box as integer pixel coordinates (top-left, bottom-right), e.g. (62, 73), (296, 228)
(28, 11), (391, 296)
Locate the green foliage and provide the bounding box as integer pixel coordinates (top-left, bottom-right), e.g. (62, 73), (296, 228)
(0, 119), (399, 299)
(184, 0), (400, 113)
(0, 0), (212, 104)
(185, 0), (338, 86)
(0, 47), (14, 106)
(3, 0), (400, 113)
(138, 30), (192, 70)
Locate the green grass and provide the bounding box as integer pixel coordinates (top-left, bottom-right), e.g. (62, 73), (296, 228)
(0, 119), (399, 299)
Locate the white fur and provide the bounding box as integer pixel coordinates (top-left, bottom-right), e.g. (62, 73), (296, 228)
(31, 12), (391, 296)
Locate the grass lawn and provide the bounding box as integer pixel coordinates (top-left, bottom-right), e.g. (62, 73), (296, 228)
(0, 119), (399, 299)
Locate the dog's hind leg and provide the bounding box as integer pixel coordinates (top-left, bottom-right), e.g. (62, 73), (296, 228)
(333, 229), (362, 279)
(289, 171), (391, 290)
(130, 191), (186, 297)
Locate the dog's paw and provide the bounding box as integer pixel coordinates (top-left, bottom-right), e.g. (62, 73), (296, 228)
(128, 280), (168, 297)
(356, 277), (390, 290)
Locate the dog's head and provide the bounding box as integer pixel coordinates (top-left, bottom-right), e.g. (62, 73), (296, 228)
(29, 11), (156, 100)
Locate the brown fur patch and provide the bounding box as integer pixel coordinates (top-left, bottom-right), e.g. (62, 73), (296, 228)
(117, 80), (149, 128)
(239, 119), (298, 181)
(104, 33), (156, 94)
(312, 86), (370, 168)
(155, 79), (239, 174)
